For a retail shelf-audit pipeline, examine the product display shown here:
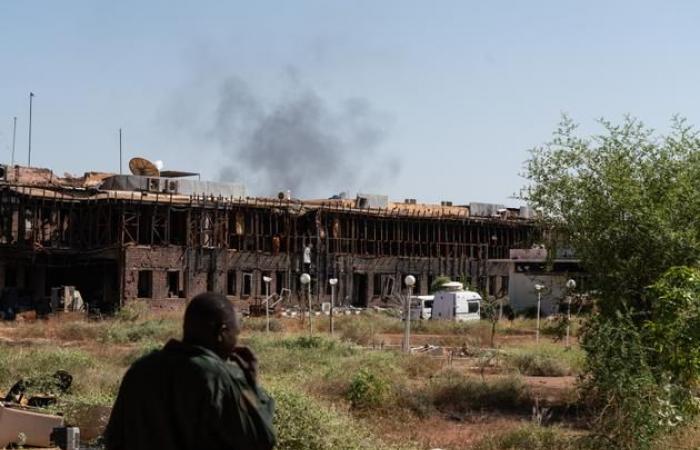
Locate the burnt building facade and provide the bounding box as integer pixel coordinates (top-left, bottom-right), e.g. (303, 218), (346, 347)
(0, 165), (539, 311)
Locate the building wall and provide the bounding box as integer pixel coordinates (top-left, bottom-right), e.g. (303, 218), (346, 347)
(508, 272), (569, 315)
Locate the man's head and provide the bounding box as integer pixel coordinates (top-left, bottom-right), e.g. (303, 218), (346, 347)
(183, 292), (239, 359)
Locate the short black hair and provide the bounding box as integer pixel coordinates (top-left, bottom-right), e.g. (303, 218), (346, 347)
(183, 292), (237, 341)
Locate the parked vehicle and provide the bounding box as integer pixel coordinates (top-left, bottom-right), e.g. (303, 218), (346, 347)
(430, 281), (481, 321)
(409, 295), (434, 320)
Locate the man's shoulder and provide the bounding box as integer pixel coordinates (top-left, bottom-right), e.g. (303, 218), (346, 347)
(126, 341), (229, 381)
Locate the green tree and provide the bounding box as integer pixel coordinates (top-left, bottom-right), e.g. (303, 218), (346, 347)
(429, 276), (452, 294)
(523, 117), (700, 448)
(523, 116), (700, 316)
(645, 266), (700, 385)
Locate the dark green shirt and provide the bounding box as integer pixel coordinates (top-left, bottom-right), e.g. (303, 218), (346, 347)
(104, 339), (276, 450)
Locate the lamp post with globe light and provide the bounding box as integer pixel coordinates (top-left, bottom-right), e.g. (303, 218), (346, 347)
(329, 278), (338, 335)
(534, 283), (545, 344)
(403, 275), (416, 353)
(300, 273), (312, 334)
(565, 279), (576, 348)
(263, 276), (272, 333)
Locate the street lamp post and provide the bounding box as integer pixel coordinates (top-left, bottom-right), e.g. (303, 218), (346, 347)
(28, 92), (34, 166)
(300, 273), (312, 334)
(263, 276), (272, 333)
(565, 279), (576, 348)
(534, 284), (545, 344)
(329, 278), (338, 335)
(403, 274), (416, 353)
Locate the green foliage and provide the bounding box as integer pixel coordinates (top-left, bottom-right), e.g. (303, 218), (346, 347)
(346, 368), (390, 410)
(645, 266), (700, 384)
(505, 345), (583, 377)
(269, 382), (407, 450)
(473, 425), (573, 450)
(0, 346), (94, 388)
(428, 372), (529, 414)
(579, 313), (685, 450)
(523, 116), (700, 314)
(242, 317), (284, 332)
(429, 276), (452, 293)
(99, 319), (178, 343)
(280, 335), (337, 350)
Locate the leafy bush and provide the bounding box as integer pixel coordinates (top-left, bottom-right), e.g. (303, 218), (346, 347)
(505, 345), (583, 377)
(269, 382), (406, 450)
(0, 346), (95, 387)
(508, 353), (568, 377)
(473, 425), (573, 450)
(645, 266), (700, 384)
(346, 368), (390, 410)
(242, 317), (284, 332)
(99, 319), (177, 343)
(428, 372), (529, 414)
(579, 313), (671, 450)
(281, 335), (335, 350)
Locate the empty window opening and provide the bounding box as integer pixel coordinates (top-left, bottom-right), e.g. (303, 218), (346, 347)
(167, 271), (181, 298)
(227, 271), (237, 296)
(206, 271), (215, 292)
(137, 270), (153, 298)
(4, 267), (18, 288)
(169, 210), (187, 245)
(373, 274), (382, 296)
(242, 272), (253, 297)
(500, 276), (509, 295)
(275, 271), (286, 295)
(489, 276), (497, 296)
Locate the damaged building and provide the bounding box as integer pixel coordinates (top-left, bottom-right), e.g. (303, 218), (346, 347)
(0, 164), (543, 313)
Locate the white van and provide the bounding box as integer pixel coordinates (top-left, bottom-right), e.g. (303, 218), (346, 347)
(430, 282), (482, 322)
(409, 295), (434, 320)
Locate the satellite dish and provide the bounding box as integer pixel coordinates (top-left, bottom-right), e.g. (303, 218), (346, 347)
(129, 157), (160, 177)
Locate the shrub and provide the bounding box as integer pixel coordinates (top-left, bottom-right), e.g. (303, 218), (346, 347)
(281, 335), (335, 350)
(505, 346), (583, 377)
(472, 425), (573, 450)
(99, 319), (177, 344)
(346, 368), (390, 410)
(269, 382), (405, 450)
(429, 372), (529, 414)
(509, 352), (568, 377)
(579, 313), (669, 450)
(242, 317), (284, 332)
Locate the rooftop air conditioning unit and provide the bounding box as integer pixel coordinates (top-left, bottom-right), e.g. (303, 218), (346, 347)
(163, 180), (178, 194)
(441, 201), (453, 207)
(404, 198), (417, 205)
(146, 178), (161, 192)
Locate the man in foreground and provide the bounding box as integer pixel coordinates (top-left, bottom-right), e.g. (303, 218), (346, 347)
(104, 292), (276, 450)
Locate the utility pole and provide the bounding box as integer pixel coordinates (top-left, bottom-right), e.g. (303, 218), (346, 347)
(11, 117), (17, 166)
(119, 128), (123, 174)
(28, 92), (34, 166)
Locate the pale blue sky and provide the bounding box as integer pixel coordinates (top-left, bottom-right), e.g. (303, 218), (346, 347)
(1, 1), (699, 204)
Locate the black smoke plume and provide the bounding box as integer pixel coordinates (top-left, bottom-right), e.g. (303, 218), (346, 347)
(177, 73), (395, 198)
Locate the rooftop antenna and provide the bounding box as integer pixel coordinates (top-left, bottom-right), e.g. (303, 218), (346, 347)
(11, 117), (16, 166)
(28, 92), (34, 166)
(119, 128), (123, 175)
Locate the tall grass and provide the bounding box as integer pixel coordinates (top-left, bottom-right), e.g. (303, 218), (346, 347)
(504, 344), (584, 377)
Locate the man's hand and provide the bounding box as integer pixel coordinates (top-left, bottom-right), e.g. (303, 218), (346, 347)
(230, 346), (259, 385)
